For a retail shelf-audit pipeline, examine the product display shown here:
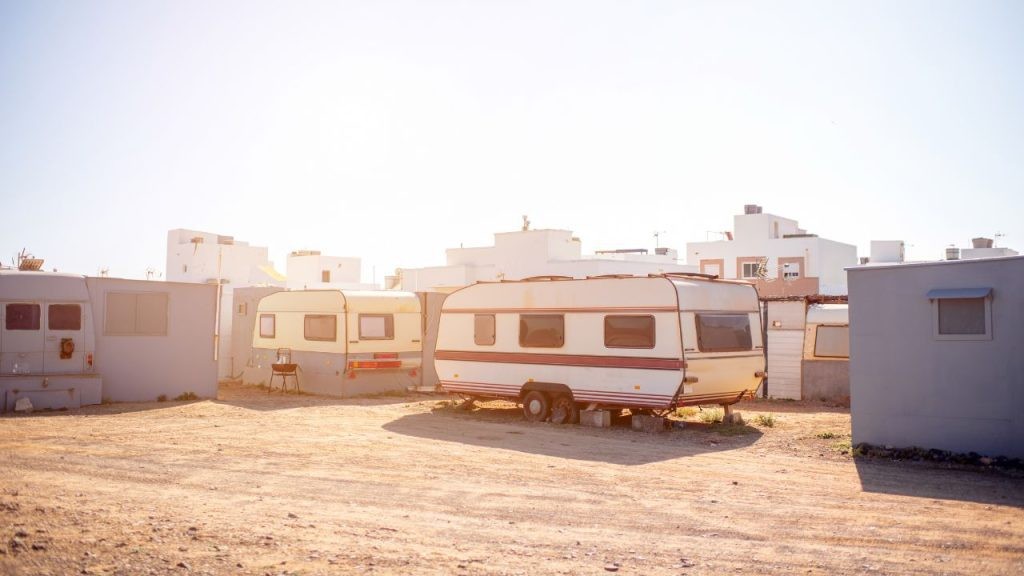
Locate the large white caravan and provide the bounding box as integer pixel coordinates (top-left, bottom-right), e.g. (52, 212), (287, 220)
(248, 290), (423, 396)
(435, 274), (765, 422)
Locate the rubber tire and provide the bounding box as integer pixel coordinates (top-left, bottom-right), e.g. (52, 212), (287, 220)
(549, 395), (579, 425)
(522, 390), (551, 422)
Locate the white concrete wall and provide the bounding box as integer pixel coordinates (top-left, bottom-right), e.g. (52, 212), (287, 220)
(286, 253), (365, 290)
(85, 277), (218, 402)
(849, 256), (1024, 458)
(816, 239), (859, 295)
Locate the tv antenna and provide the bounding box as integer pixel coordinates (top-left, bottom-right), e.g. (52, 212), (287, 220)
(521, 215), (530, 231)
(654, 231), (666, 249)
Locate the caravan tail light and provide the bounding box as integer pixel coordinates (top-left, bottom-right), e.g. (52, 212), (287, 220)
(348, 360), (402, 370)
(86, 353), (94, 368)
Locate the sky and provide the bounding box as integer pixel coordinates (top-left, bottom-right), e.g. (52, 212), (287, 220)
(1, 0), (1022, 282)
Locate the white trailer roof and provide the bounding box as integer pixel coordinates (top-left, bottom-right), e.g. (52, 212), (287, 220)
(806, 303), (849, 324)
(256, 290), (421, 314)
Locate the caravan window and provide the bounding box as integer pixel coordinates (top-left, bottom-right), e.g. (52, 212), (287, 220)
(304, 314), (337, 341)
(695, 313), (752, 352)
(474, 314), (496, 346)
(5, 303), (40, 330)
(519, 314), (564, 348)
(359, 314), (394, 340)
(604, 315), (655, 349)
(48, 304), (81, 331)
(814, 325), (849, 358)
(259, 314), (276, 338)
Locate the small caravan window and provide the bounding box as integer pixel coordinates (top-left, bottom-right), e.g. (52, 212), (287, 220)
(695, 313), (752, 352)
(5, 303), (40, 330)
(48, 304), (81, 331)
(304, 314), (337, 341)
(474, 314), (496, 346)
(519, 314), (564, 348)
(259, 314), (276, 338)
(604, 315), (655, 349)
(105, 292), (168, 336)
(359, 314), (394, 340)
(814, 325), (849, 358)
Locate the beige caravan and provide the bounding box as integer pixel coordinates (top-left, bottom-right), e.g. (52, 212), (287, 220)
(435, 274), (765, 423)
(248, 290), (422, 396)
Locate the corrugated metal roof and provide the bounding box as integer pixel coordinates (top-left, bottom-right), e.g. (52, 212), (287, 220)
(926, 287), (992, 299)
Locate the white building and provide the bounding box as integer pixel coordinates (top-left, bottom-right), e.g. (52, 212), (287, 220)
(685, 205), (857, 297)
(286, 250), (377, 290)
(395, 228), (695, 291)
(166, 229), (286, 378)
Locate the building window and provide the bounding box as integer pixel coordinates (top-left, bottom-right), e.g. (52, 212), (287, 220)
(48, 304), (82, 331)
(695, 313), (752, 352)
(519, 314), (564, 348)
(814, 325), (849, 358)
(741, 261), (765, 279)
(259, 314), (275, 338)
(702, 263), (721, 277)
(304, 314), (337, 341)
(783, 262), (801, 279)
(322, 270), (331, 283)
(928, 288), (992, 341)
(474, 314), (495, 346)
(359, 314), (394, 340)
(604, 315), (655, 349)
(105, 292), (169, 336)
(5, 303), (40, 330)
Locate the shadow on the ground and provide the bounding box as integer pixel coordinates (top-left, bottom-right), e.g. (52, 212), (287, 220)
(381, 406), (763, 466)
(855, 459), (1024, 507)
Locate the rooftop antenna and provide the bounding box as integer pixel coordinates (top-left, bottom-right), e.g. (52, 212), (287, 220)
(521, 215), (530, 231)
(995, 231), (1006, 247)
(654, 231), (666, 249)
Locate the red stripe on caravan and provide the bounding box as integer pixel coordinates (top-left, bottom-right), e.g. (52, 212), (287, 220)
(442, 306), (679, 314)
(435, 350), (685, 371)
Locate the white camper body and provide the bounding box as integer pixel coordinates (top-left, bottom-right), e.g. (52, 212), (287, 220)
(248, 290), (423, 396)
(0, 271), (101, 410)
(435, 275), (765, 421)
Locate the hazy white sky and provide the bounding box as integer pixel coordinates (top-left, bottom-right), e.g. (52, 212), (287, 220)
(2, 0), (1022, 282)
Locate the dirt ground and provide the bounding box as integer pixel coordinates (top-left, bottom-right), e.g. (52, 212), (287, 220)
(1, 383), (1022, 576)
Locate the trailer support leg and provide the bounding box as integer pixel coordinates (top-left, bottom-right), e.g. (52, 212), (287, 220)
(722, 404), (737, 424)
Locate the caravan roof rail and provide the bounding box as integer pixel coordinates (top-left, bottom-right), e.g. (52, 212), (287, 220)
(520, 275), (576, 282)
(586, 274), (637, 279)
(658, 272), (720, 280)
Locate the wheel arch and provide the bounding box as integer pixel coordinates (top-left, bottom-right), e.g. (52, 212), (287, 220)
(519, 381), (573, 400)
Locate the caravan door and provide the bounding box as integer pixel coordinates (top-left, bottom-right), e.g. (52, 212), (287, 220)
(42, 301), (86, 374)
(1, 302), (45, 374)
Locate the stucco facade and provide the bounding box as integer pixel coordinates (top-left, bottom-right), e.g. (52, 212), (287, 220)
(686, 207), (857, 296)
(848, 256), (1024, 458)
(397, 229), (695, 291)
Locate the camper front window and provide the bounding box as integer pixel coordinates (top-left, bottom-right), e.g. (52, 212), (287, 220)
(814, 325), (849, 358)
(359, 314), (394, 340)
(5, 303), (40, 330)
(304, 314), (337, 341)
(48, 304), (81, 331)
(695, 313), (752, 352)
(519, 314), (564, 348)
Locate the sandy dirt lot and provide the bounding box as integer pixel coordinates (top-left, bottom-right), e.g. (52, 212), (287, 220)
(1, 383), (1022, 575)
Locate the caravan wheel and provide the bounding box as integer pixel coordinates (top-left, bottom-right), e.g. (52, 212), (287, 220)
(549, 395), (579, 425)
(522, 391), (550, 422)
